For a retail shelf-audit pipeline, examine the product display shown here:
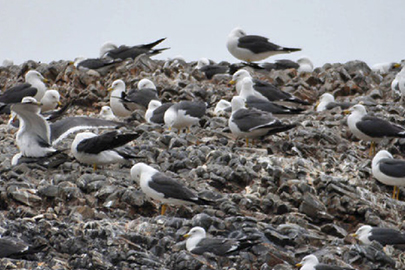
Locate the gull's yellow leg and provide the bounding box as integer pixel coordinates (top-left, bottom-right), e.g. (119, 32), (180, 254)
(93, 164), (97, 171)
(161, 204), (167, 215)
(245, 138), (249, 146)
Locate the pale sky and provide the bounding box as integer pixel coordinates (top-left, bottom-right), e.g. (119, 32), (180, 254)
(0, 0), (404, 68)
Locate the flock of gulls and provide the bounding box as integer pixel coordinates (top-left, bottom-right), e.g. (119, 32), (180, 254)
(1, 27), (405, 268)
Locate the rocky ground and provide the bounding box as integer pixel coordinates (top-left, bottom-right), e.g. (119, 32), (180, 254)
(0, 56), (404, 270)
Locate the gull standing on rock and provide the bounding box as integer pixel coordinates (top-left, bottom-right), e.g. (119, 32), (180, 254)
(316, 93), (353, 112)
(40, 90), (62, 112)
(226, 27), (301, 62)
(345, 104), (405, 156)
(351, 225), (405, 246)
(184, 226), (259, 256)
(101, 38), (168, 60)
(296, 254), (354, 270)
(228, 96), (296, 146)
(108, 79), (132, 117)
(130, 163), (210, 215)
(145, 100), (173, 124)
(230, 69), (310, 104)
(372, 150), (405, 199)
(164, 101), (206, 132)
(122, 79), (160, 111)
(71, 131), (140, 170)
(0, 70), (48, 114)
(238, 77), (304, 114)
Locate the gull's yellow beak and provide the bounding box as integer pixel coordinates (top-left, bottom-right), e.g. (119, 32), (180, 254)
(315, 101), (320, 110)
(229, 80), (236, 85)
(42, 78), (49, 83)
(108, 87), (114, 92)
(57, 101), (62, 106)
(343, 109), (351, 115)
(296, 263), (302, 267)
(350, 233), (357, 238)
(183, 233), (190, 238)
(393, 63), (401, 68)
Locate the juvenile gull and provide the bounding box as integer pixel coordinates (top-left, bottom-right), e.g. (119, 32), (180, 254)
(145, 100), (173, 124)
(239, 77), (304, 114)
(226, 27), (301, 62)
(164, 101), (206, 132)
(101, 38), (168, 60)
(372, 150), (405, 199)
(0, 70), (48, 114)
(346, 104), (405, 155)
(228, 96), (296, 145)
(351, 225), (405, 246)
(130, 163), (209, 215)
(184, 226), (258, 256)
(71, 131), (139, 170)
(316, 93), (353, 112)
(230, 69), (310, 105)
(296, 254), (353, 270)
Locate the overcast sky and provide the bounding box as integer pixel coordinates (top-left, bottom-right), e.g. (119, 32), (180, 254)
(0, 1), (404, 68)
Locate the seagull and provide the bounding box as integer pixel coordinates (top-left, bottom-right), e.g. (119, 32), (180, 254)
(296, 254), (353, 270)
(99, 106), (118, 121)
(130, 163), (210, 215)
(372, 150), (405, 199)
(228, 96), (296, 146)
(297, 57), (314, 73)
(108, 79), (133, 117)
(10, 97), (125, 164)
(101, 38), (169, 60)
(226, 27), (301, 63)
(345, 104), (405, 156)
(230, 69), (310, 105)
(11, 97), (57, 159)
(184, 226), (259, 256)
(74, 56), (121, 71)
(145, 100), (173, 124)
(196, 58), (229, 79)
(371, 62), (401, 74)
(316, 93), (354, 112)
(71, 131), (140, 170)
(238, 77), (304, 114)
(121, 79), (160, 111)
(0, 70), (48, 114)
(351, 225), (405, 246)
(164, 101), (206, 132)
(391, 67), (405, 101)
(214, 99), (232, 116)
(40, 90), (61, 112)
